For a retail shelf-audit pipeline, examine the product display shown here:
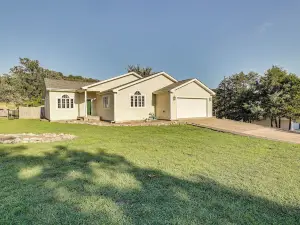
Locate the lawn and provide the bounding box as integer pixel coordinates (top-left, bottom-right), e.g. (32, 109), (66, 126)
(0, 119), (299, 224)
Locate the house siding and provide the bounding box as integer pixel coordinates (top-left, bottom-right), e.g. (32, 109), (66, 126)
(44, 91), (50, 120)
(48, 91), (79, 121)
(171, 82), (213, 119)
(97, 92), (115, 121)
(77, 92), (97, 117)
(155, 92), (171, 120)
(88, 75), (139, 92)
(114, 75), (174, 122)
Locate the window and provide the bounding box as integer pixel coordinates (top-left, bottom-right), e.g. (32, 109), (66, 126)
(130, 91), (145, 108)
(103, 96), (109, 108)
(57, 94), (74, 109)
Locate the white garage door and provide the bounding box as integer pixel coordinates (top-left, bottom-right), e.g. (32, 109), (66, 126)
(177, 98), (207, 118)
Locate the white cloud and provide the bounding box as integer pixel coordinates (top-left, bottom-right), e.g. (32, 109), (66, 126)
(258, 22), (273, 33)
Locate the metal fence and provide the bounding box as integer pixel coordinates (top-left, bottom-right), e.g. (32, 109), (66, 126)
(8, 109), (19, 119)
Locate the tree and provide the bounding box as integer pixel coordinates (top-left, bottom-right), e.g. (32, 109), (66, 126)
(214, 65), (300, 129)
(260, 66), (288, 127)
(0, 74), (24, 105)
(3, 57), (98, 106)
(281, 74), (300, 129)
(127, 65), (156, 77)
(9, 58), (44, 106)
(214, 71), (262, 122)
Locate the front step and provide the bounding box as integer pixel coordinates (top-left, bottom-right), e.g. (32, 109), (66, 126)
(87, 115), (100, 121)
(77, 116), (100, 121)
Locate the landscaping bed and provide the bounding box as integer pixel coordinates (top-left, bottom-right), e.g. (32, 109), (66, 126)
(60, 119), (181, 126)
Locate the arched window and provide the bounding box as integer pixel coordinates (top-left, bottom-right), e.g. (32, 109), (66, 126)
(130, 91), (145, 108)
(58, 94), (74, 109)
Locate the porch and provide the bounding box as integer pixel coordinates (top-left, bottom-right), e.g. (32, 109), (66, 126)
(77, 90), (114, 121)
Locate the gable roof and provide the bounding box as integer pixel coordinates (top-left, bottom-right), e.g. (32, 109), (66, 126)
(153, 79), (193, 93)
(154, 78), (216, 95)
(44, 78), (96, 91)
(81, 72), (142, 89)
(109, 72), (177, 92)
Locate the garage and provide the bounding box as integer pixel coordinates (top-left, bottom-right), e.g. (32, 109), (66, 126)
(153, 78), (215, 120)
(177, 98), (207, 118)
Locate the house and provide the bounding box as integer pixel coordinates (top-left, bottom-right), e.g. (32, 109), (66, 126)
(44, 72), (215, 122)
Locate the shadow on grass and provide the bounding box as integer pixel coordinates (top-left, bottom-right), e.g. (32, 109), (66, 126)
(0, 144), (299, 224)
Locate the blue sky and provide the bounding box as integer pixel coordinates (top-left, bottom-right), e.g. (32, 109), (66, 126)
(0, 0), (300, 87)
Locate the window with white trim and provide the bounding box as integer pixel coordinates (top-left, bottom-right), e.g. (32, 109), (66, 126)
(103, 96), (110, 108)
(130, 91), (145, 108)
(58, 94), (74, 109)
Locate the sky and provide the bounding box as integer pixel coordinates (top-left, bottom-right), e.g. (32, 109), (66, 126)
(0, 0), (300, 88)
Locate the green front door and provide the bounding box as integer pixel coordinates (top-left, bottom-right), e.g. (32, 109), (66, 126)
(87, 99), (92, 115)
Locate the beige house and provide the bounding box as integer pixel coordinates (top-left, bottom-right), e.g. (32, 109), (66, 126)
(44, 72), (215, 122)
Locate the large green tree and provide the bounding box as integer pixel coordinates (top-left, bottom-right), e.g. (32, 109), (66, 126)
(281, 73), (300, 129)
(260, 66), (289, 127)
(1, 57), (98, 106)
(0, 74), (24, 105)
(214, 71), (263, 122)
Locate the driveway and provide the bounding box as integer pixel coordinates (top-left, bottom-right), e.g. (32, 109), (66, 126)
(182, 118), (300, 144)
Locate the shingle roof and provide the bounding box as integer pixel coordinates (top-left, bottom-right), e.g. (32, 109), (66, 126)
(154, 79), (193, 93)
(44, 78), (96, 90)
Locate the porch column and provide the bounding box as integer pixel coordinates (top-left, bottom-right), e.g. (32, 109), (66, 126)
(84, 90), (87, 117)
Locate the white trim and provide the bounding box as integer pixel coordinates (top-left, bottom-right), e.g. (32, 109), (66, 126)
(129, 93), (146, 108)
(102, 95), (110, 109)
(84, 90), (87, 117)
(56, 94), (75, 110)
(113, 92), (117, 122)
(176, 96), (209, 99)
(169, 93), (173, 120)
(171, 79), (215, 95)
(81, 72), (142, 89)
(112, 72), (178, 92)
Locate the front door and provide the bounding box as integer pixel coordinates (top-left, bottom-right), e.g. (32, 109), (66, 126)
(87, 99), (92, 115)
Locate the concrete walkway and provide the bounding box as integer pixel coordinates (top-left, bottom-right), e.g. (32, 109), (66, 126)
(183, 118), (300, 144)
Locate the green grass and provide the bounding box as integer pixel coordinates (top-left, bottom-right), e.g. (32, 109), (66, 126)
(0, 119), (299, 224)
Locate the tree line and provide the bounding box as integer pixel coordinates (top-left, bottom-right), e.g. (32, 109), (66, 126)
(214, 66), (300, 129)
(0, 58), (98, 106)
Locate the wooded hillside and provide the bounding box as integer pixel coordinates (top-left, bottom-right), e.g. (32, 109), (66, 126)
(0, 58), (98, 106)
